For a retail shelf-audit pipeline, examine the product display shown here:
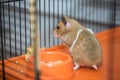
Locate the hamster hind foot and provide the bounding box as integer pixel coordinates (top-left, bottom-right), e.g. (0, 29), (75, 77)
(73, 63), (80, 70)
(92, 65), (98, 70)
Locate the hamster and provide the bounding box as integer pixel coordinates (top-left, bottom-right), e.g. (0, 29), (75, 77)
(53, 16), (102, 70)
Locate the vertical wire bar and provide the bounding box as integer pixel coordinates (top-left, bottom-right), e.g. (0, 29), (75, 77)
(70, 0), (73, 17)
(62, 0), (63, 17)
(30, 1), (31, 46)
(74, 0), (76, 18)
(113, 0), (116, 26)
(75, 0), (78, 19)
(53, 0), (55, 45)
(71, 0), (73, 17)
(85, 0), (87, 26)
(92, 1), (97, 31)
(14, 1), (17, 57)
(95, 1), (99, 31)
(74, 0), (75, 18)
(105, 1), (110, 27)
(101, 0), (105, 30)
(73, 0), (74, 18)
(104, 0), (107, 31)
(95, 0), (97, 32)
(29, 0), (40, 79)
(110, 0), (112, 27)
(77, 0), (80, 21)
(87, 0), (89, 28)
(76, 0), (77, 18)
(97, 0), (99, 32)
(85, 1), (91, 28)
(57, 0), (59, 44)
(89, 1), (94, 30)
(88, 0), (90, 28)
(70, 0), (72, 17)
(44, 0), (46, 47)
(39, 0), (41, 47)
(86, 1), (90, 28)
(81, 0), (83, 24)
(8, 1), (12, 57)
(24, 0), (27, 51)
(19, 0), (22, 55)
(0, 2), (5, 80)
(3, 1), (6, 59)
(100, 0), (102, 31)
(30, 2), (31, 46)
(66, 0), (68, 16)
(110, 0), (112, 26)
(76, 0), (78, 19)
(100, 0), (101, 31)
(89, 0), (92, 29)
(96, 0), (99, 32)
(48, 0), (50, 47)
(82, 0), (85, 25)
(57, 0), (59, 25)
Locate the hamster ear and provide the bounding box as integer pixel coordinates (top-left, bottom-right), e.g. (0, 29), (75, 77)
(62, 16), (71, 28)
(62, 16), (67, 25)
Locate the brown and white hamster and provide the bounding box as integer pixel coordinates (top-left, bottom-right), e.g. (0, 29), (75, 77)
(53, 16), (102, 70)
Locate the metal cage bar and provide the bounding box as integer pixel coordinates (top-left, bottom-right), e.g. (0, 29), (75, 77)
(0, 1), (5, 79)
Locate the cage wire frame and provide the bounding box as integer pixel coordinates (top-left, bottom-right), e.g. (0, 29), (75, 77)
(0, 0), (119, 80)
(29, 0), (40, 79)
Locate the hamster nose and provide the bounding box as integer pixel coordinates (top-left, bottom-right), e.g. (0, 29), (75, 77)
(53, 30), (57, 35)
(53, 31), (60, 38)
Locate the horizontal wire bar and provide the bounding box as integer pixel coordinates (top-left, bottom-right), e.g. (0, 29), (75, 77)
(0, 0), (23, 3)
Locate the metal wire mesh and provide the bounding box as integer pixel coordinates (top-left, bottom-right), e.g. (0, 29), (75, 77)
(0, 0), (119, 80)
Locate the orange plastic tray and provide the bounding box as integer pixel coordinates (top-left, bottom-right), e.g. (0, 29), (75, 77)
(0, 27), (120, 80)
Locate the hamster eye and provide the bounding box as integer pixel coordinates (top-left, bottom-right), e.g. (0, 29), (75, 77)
(56, 26), (60, 30)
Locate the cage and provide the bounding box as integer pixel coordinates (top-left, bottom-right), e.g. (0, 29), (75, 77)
(0, 0), (120, 80)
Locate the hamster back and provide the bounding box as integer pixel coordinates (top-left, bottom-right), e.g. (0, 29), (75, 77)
(71, 30), (102, 67)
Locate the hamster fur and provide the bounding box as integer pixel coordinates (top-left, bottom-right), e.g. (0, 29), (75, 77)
(53, 16), (102, 70)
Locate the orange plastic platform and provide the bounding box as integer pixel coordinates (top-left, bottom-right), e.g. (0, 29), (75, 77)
(0, 27), (120, 80)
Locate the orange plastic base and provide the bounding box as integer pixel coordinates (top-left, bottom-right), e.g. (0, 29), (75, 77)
(29, 51), (74, 80)
(0, 27), (120, 80)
